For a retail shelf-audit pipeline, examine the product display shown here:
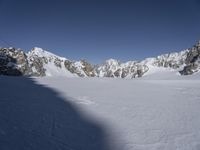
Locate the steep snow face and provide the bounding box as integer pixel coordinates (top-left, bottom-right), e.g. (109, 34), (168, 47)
(28, 47), (64, 59)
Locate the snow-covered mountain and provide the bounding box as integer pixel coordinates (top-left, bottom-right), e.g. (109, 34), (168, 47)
(95, 40), (200, 78)
(96, 59), (149, 78)
(0, 47), (96, 77)
(0, 40), (200, 78)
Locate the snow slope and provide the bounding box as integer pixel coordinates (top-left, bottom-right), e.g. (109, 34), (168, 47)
(1, 74), (200, 150)
(140, 66), (200, 80)
(0, 76), (114, 150)
(37, 76), (200, 150)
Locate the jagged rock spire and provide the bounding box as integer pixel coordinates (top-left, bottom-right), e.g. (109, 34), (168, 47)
(180, 40), (200, 75)
(196, 40), (200, 48)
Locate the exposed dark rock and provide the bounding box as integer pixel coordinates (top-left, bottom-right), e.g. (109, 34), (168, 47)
(180, 40), (200, 75)
(64, 60), (77, 74)
(54, 58), (62, 68)
(80, 60), (96, 77)
(114, 69), (121, 77)
(0, 48), (22, 76)
(28, 56), (46, 76)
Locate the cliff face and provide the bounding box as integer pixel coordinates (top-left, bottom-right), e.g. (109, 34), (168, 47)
(0, 40), (200, 78)
(179, 41), (200, 75)
(0, 47), (28, 76)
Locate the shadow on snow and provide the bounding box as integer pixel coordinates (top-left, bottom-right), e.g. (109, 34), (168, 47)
(0, 76), (117, 150)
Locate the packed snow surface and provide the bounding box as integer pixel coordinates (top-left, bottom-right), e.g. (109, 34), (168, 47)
(0, 73), (200, 150)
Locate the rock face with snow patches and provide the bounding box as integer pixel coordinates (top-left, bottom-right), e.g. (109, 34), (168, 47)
(0, 47), (96, 77)
(27, 47), (95, 77)
(0, 47), (28, 76)
(96, 59), (149, 78)
(96, 48), (189, 78)
(179, 40), (200, 75)
(0, 40), (200, 78)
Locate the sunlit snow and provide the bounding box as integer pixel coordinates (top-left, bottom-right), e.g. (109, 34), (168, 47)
(0, 72), (200, 150)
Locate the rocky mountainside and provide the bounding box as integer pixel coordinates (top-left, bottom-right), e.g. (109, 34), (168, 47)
(95, 49), (188, 78)
(0, 40), (200, 78)
(0, 47), (96, 77)
(180, 41), (200, 75)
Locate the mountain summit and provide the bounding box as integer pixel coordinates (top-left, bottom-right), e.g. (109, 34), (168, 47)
(0, 40), (200, 78)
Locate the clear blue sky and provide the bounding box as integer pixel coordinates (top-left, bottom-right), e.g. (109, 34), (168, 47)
(0, 0), (200, 63)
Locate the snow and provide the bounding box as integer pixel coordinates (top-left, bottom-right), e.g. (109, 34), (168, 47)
(96, 49), (189, 79)
(43, 61), (76, 77)
(37, 76), (200, 150)
(22, 46), (192, 78)
(105, 59), (120, 66)
(141, 49), (189, 66)
(28, 47), (66, 61)
(74, 61), (87, 76)
(1, 74), (200, 150)
(141, 66), (200, 80)
(27, 47), (76, 77)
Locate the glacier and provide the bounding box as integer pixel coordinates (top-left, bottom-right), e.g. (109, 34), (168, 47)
(1, 40), (200, 150)
(0, 74), (200, 150)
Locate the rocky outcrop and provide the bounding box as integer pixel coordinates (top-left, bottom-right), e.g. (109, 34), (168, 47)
(80, 60), (96, 77)
(64, 60), (77, 74)
(0, 47), (26, 76)
(179, 41), (200, 75)
(96, 59), (149, 78)
(28, 56), (46, 76)
(141, 49), (188, 70)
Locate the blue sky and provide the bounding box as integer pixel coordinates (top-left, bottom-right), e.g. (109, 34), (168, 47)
(0, 0), (200, 63)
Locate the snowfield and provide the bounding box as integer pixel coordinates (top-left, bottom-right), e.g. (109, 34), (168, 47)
(0, 73), (200, 150)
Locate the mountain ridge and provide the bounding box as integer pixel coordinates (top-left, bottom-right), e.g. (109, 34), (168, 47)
(0, 40), (200, 78)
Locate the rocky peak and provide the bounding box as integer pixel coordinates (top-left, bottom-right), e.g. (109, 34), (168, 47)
(105, 59), (120, 66)
(28, 47), (58, 58)
(196, 40), (200, 48)
(0, 47), (27, 76)
(31, 47), (44, 52)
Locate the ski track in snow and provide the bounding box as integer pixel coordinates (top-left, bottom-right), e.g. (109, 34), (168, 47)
(1, 76), (200, 150)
